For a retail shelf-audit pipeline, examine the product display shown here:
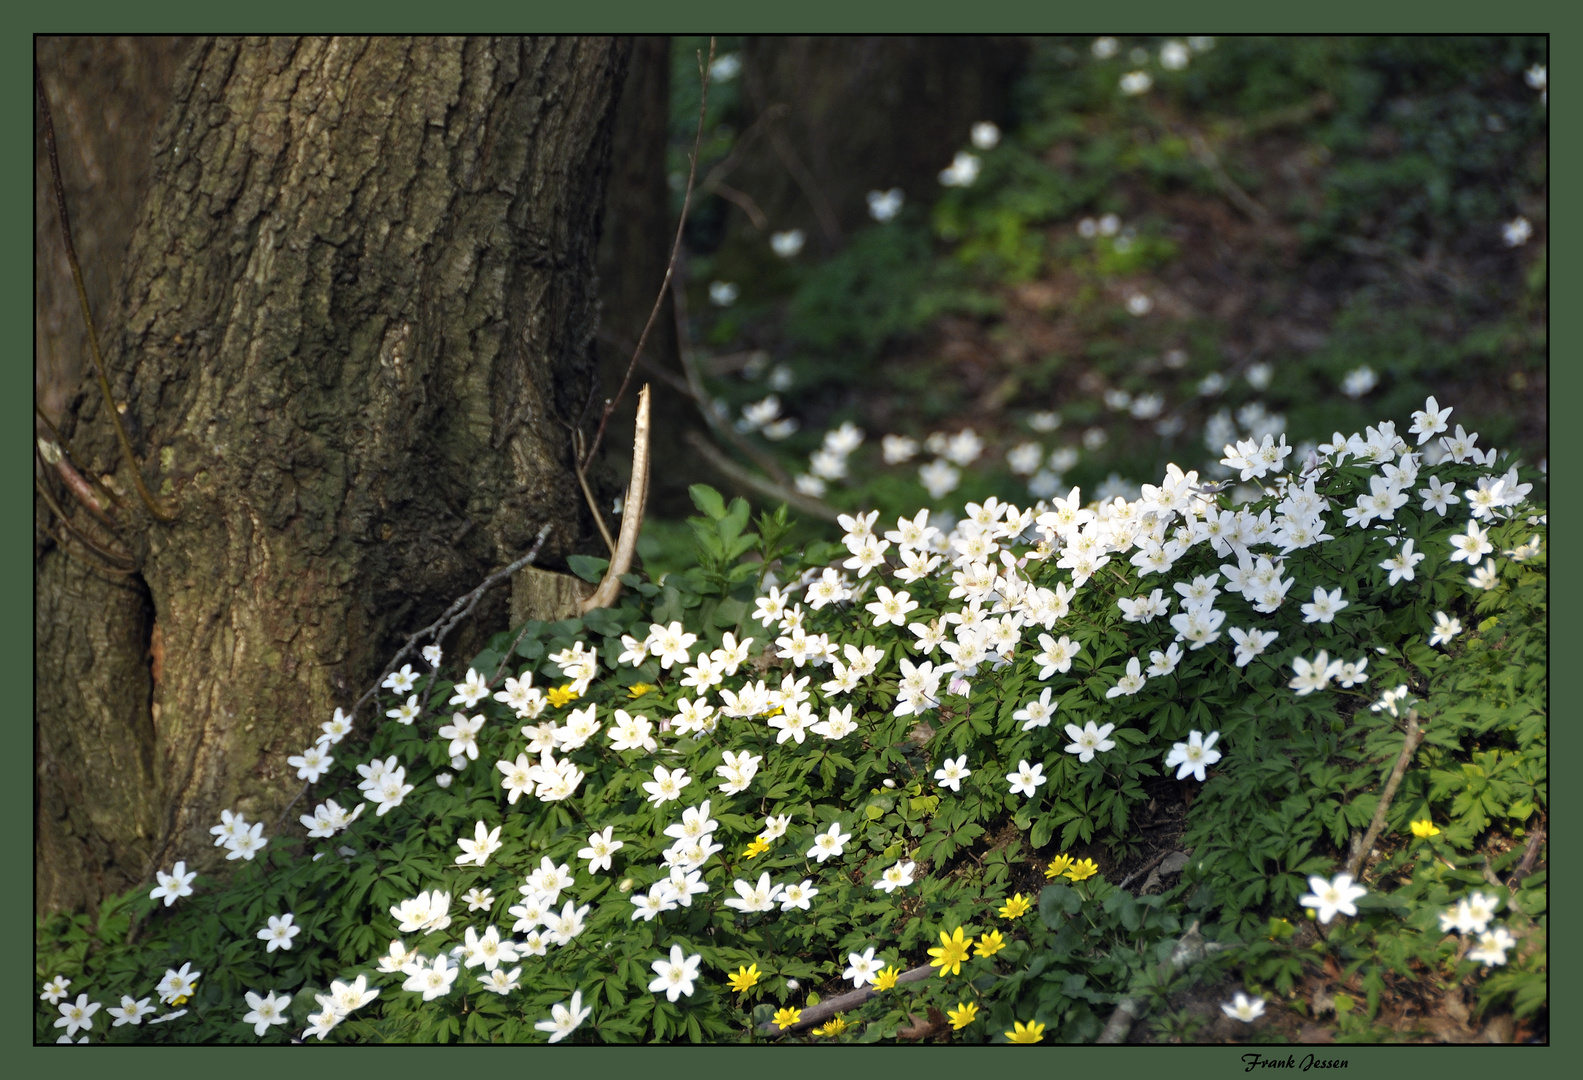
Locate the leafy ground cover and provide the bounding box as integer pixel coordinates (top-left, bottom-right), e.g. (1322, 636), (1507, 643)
(37, 35), (1546, 1046)
(665, 34), (1546, 543)
(35, 420), (1548, 1045)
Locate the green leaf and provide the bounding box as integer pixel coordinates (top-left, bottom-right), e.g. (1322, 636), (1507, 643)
(582, 606), (626, 637)
(712, 597), (748, 628)
(1039, 883), (1081, 928)
(689, 484), (727, 520)
(567, 554), (610, 583)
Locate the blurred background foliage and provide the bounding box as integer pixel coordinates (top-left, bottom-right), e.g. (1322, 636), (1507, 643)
(617, 35), (1545, 577)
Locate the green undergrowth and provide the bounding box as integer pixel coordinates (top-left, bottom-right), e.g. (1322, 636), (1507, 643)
(38, 407), (1547, 1043)
(676, 34), (1545, 525)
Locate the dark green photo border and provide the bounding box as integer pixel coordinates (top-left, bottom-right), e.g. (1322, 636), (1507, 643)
(12, 5), (1562, 1079)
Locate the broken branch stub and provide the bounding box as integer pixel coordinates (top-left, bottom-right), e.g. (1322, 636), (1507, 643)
(583, 384), (650, 612)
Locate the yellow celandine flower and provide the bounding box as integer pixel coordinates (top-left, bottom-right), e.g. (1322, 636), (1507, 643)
(546, 684), (581, 707)
(773, 1006), (802, 1029)
(627, 683), (657, 699)
(727, 964), (761, 993)
(998, 893), (1032, 919)
(975, 929), (1006, 958)
(947, 1002), (979, 1030)
(171, 995), (191, 1007)
(1006, 1019), (1045, 1043)
(743, 837), (771, 859)
(813, 1016), (848, 1037)
(1065, 858), (1099, 882)
(1044, 854), (1075, 879)
(762, 705), (784, 718)
(928, 926), (973, 977)
(1410, 819), (1440, 838)
(873, 965), (901, 991)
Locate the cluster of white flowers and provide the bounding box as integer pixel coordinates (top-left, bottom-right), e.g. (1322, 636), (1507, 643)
(301, 973), (381, 1039)
(795, 421), (865, 497)
(867, 188), (904, 223)
(939, 121), (998, 195)
(355, 753), (416, 816)
(208, 809), (267, 861)
(1440, 891), (1519, 967)
(737, 393), (799, 442)
(45, 965), (198, 1042)
(106, 393), (1538, 1045)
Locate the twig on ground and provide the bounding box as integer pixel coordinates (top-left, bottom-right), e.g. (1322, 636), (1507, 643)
(758, 963), (936, 1036)
(1118, 848), (1174, 891)
(1507, 822), (1546, 894)
(1185, 131), (1271, 225)
(272, 524), (552, 830)
(1344, 708), (1424, 881)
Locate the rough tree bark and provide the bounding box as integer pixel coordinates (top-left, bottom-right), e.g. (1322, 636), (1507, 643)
(36, 35), (630, 912)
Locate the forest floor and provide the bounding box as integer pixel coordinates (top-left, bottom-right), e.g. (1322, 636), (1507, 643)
(646, 36), (1549, 1046)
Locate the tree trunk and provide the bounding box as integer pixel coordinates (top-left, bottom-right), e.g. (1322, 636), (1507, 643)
(36, 35), (631, 912)
(35, 35), (199, 915)
(594, 35), (701, 521)
(730, 36), (1028, 251)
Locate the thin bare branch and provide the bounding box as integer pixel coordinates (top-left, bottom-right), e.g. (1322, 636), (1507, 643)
(273, 524), (552, 830)
(698, 102), (784, 197)
(572, 431), (618, 556)
(1345, 708), (1425, 880)
(37, 516), (137, 577)
(685, 431), (841, 524)
(36, 65), (177, 523)
(579, 37), (716, 473)
(766, 115), (843, 245)
(668, 263), (798, 487)
(710, 181), (768, 231)
(36, 402), (122, 522)
(35, 478), (135, 568)
(759, 962), (936, 1035)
